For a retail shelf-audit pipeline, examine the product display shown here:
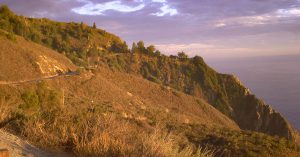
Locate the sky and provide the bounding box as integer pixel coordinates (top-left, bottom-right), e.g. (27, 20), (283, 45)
(1, 0), (300, 59)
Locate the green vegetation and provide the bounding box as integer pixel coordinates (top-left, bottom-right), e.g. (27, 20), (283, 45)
(178, 124), (300, 157)
(0, 5), (128, 66)
(0, 5), (298, 156)
(1, 5), (291, 139)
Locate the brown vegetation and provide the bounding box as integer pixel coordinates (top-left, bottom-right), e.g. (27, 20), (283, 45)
(0, 5), (299, 157)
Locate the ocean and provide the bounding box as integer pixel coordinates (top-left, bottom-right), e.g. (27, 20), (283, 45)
(206, 55), (300, 131)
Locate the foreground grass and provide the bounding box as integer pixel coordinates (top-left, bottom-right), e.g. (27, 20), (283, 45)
(0, 82), (213, 157)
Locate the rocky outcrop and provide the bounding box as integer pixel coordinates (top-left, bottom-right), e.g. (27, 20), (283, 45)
(223, 75), (295, 140)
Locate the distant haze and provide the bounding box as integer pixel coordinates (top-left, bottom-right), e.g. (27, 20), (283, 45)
(206, 55), (300, 130)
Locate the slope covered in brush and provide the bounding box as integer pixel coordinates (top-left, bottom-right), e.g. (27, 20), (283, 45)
(0, 5), (297, 140)
(0, 35), (299, 157)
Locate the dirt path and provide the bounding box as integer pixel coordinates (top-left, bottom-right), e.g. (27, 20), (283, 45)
(0, 72), (78, 85)
(0, 129), (70, 157)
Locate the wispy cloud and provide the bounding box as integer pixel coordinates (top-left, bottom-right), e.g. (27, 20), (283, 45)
(151, 0), (178, 16)
(155, 43), (214, 55)
(214, 7), (300, 28)
(152, 4), (178, 16)
(72, 0), (178, 17)
(152, 0), (166, 3)
(72, 0), (145, 15)
(276, 8), (300, 17)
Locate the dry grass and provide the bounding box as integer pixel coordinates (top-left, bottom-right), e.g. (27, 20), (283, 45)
(18, 111), (213, 157)
(0, 97), (16, 128)
(0, 83), (212, 157)
(141, 128), (214, 157)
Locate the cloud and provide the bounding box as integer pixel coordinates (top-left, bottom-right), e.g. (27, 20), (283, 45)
(71, 0), (178, 17)
(150, 0), (178, 16)
(277, 8), (300, 17)
(152, 4), (178, 16)
(72, 0), (145, 15)
(213, 7), (300, 28)
(155, 43), (214, 55)
(152, 0), (166, 3)
(2, 0), (300, 57)
(214, 23), (226, 28)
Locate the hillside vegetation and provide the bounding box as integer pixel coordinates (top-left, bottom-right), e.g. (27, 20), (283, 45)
(0, 5), (295, 140)
(0, 5), (299, 157)
(0, 5), (128, 66)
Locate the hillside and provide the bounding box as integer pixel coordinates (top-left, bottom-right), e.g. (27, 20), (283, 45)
(0, 33), (233, 156)
(0, 5), (299, 157)
(0, 5), (297, 140)
(0, 32), (76, 82)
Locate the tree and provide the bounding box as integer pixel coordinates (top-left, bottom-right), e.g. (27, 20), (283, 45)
(110, 41), (129, 53)
(80, 22), (84, 29)
(147, 45), (156, 54)
(177, 51), (188, 59)
(154, 50), (161, 56)
(170, 55), (178, 59)
(93, 22), (97, 29)
(0, 5), (12, 17)
(131, 42), (137, 53)
(137, 40), (146, 53)
(137, 40), (145, 49)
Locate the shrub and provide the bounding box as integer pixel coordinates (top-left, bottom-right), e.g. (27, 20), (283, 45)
(6, 31), (16, 41)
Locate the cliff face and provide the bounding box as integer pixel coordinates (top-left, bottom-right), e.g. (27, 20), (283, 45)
(222, 75), (294, 140)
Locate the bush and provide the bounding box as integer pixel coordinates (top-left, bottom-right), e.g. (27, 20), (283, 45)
(20, 90), (39, 111)
(6, 31), (16, 41)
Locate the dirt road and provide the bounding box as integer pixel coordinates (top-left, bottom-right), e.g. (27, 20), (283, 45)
(0, 72), (78, 85)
